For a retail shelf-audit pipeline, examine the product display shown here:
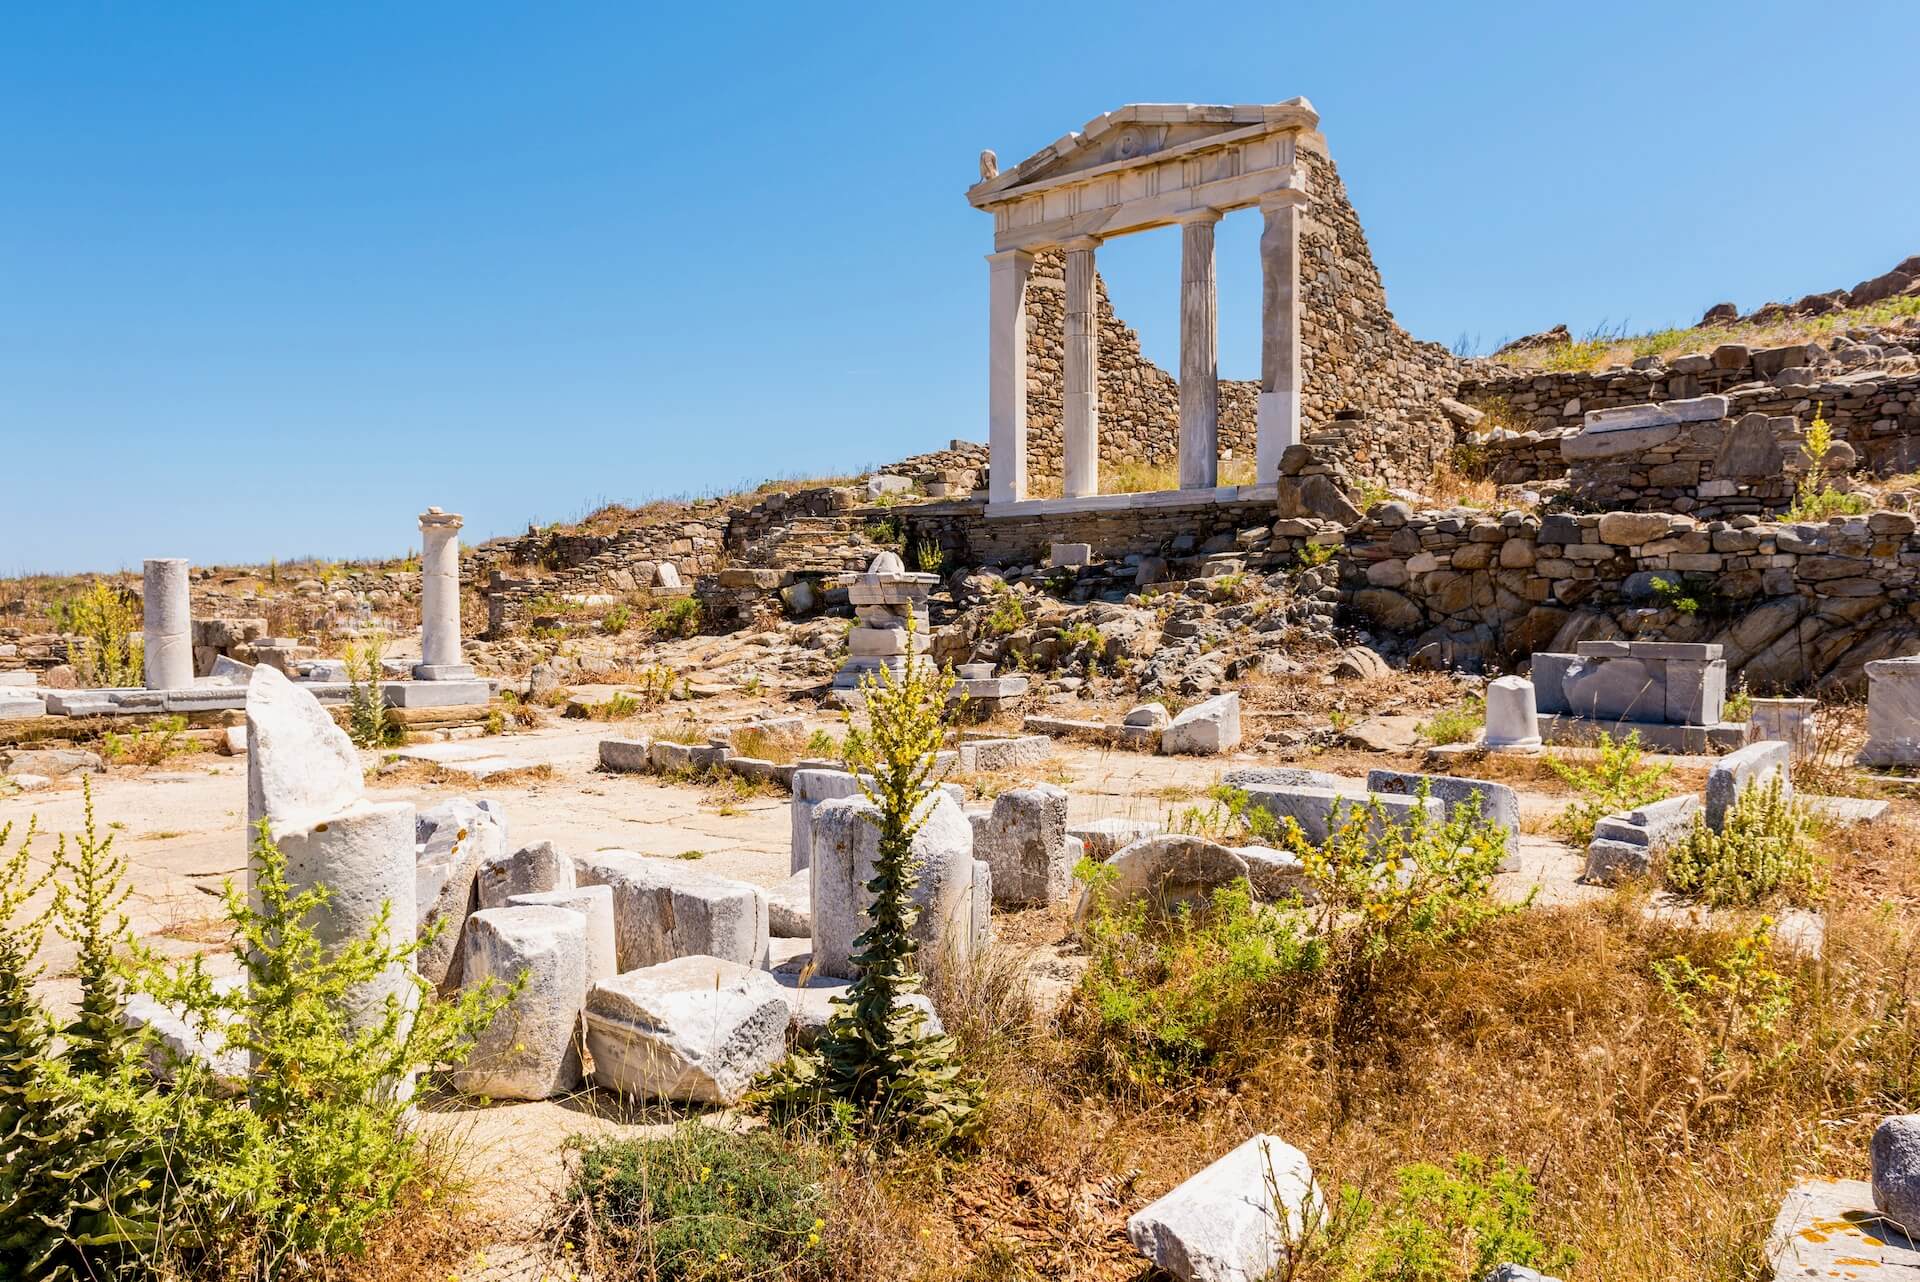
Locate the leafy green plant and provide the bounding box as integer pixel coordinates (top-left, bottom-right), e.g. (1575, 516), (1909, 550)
(864, 515), (904, 547)
(1353, 1153), (1573, 1282)
(911, 537), (948, 576)
(563, 1124), (832, 1282)
(984, 583), (1027, 637)
(1663, 776), (1821, 906)
(1786, 405), (1871, 521)
(1650, 576), (1701, 615)
(1653, 921), (1798, 1096)
(54, 581), (144, 688)
(804, 729), (842, 760)
(1548, 732), (1673, 846)
(102, 714), (198, 767)
(1417, 697), (1484, 746)
(650, 597), (703, 640)
(1172, 785), (1284, 846)
(757, 624), (982, 1146)
(1294, 541), (1337, 570)
(600, 603), (633, 635)
(1724, 682), (1753, 724)
(343, 632), (400, 748)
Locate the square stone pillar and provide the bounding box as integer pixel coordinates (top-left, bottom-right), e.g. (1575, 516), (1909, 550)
(1177, 210), (1221, 490)
(1258, 177), (1308, 482)
(1062, 236), (1101, 499)
(987, 249), (1034, 504)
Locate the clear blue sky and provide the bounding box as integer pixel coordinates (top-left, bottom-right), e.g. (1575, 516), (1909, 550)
(6, 1), (1918, 573)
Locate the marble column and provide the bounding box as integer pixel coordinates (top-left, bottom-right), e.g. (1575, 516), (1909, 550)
(987, 249), (1034, 504)
(142, 558), (193, 690)
(1062, 236), (1101, 499)
(415, 507), (472, 680)
(1258, 179), (1309, 481)
(1177, 210), (1221, 490)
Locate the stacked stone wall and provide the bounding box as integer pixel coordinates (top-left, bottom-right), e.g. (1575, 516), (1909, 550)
(1022, 149), (1463, 492)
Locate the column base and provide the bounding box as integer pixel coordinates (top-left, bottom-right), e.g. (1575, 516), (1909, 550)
(1256, 390), (1301, 480)
(412, 663), (477, 681)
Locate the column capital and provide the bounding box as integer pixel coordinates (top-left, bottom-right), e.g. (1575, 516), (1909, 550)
(1173, 206), (1222, 227)
(1062, 234), (1102, 253)
(985, 248), (1034, 267)
(1259, 188), (1310, 212)
(419, 506), (465, 532)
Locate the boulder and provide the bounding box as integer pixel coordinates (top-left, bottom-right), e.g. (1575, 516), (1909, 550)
(477, 840), (574, 909)
(1127, 1134), (1320, 1282)
(1079, 835), (1250, 921)
(1162, 693), (1242, 756)
(1874, 1115), (1920, 1236)
(584, 956), (788, 1104)
(975, 783), (1072, 906)
(0, 748), (102, 777)
(573, 850), (770, 971)
(1124, 702), (1172, 729)
(451, 906), (587, 1101)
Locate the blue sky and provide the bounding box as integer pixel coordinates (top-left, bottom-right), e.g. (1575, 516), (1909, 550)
(5, 1), (1918, 573)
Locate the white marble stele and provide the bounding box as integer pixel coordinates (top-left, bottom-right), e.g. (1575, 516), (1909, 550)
(1863, 657), (1920, 766)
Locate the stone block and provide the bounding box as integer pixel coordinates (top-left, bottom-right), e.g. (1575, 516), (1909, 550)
(976, 783), (1071, 906)
(382, 679), (492, 708)
(1766, 1178), (1920, 1281)
(1239, 785), (1442, 847)
(1161, 692), (1242, 755)
(772, 970), (941, 1047)
(767, 869), (811, 937)
(122, 976), (248, 1088)
(573, 849), (769, 971)
(246, 664), (364, 835)
(1625, 641), (1723, 660)
(1529, 654), (1577, 715)
(414, 797), (508, 988)
(1561, 656), (1667, 723)
(1582, 838), (1651, 885)
(451, 906), (586, 1101)
(955, 734), (1051, 773)
(790, 768), (865, 874)
(1563, 421), (1680, 461)
(598, 738), (651, 772)
(584, 956), (788, 1105)
(477, 840), (574, 909)
(1663, 394), (1730, 422)
(1049, 542), (1093, 567)
(1749, 698), (1817, 756)
(1078, 835), (1250, 922)
(1863, 657), (1920, 766)
(1233, 846), (1309, 900)
(1126, 1134), (1319, 1282)
(506, 883), (616, 994)
(0, 690), (45, 720)
(1221, 766), (1350, 793)
(1124, 702), (1171, 728)
(1665, 659), (1727, 726)
(809, 791), (983, 982)
(1366, 770), (1520, 853)
(1706, 739), (1791, 831)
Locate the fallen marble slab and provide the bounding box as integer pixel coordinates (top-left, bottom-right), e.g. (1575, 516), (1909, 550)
(1765, 1178), (1920, 1281)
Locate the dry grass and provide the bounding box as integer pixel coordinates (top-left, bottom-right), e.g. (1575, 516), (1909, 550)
(811, 808), (1920, 1282)
(1490, 294), (1920, 373)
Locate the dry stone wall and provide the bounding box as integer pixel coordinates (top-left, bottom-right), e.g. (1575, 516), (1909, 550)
(1022, 148), (1463, 492)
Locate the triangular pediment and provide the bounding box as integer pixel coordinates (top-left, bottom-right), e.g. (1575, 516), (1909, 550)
(968, 99), (1317, 207)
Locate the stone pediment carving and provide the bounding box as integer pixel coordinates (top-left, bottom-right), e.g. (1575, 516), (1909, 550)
(968, 100), (1318, 205)
(967, 99), (1319, 252)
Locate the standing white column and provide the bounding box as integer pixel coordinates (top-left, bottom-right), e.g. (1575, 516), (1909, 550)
(987, 249), (1034, 505)
(1258, 178), (1309, 482)
(142, 558), (193, 690)
(415, 507), (472, 680)
(1177, 210), (1221, 490)
(1062, 236), (1101, 499)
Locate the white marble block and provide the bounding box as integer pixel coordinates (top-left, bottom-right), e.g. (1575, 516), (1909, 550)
(584, 956), (789, 1104)
(477, 839), (574, 909)
(507, 883), (617, 995)
(1127, 1134), (1320, 1282)
(452, 906), (586, 1101)
(809, 790), (984, 982)
(414, 797), (508, 988)
(1863, 657), (1920, 767)
(572, 849), (769, 971)
(975, 783), (1072, 906)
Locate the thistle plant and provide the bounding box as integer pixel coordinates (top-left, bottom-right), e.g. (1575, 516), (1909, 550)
(343, 631), (399, 748)
(755, 619), (982, 1146)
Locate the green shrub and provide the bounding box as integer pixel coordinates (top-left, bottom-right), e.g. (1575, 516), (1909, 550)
(102, 714), (197, 767)
(1786, 405), (1870, 521)
(54, 581), (144, 688)
(565, 1125), (832, 1282)
(1417, 696), (1484, 746)
(757, 625), (982, 1146)
(985, 584), (1027, 637)
(1294, 541), (1337, 570)
(1171, 785), (1283, 846)
(600, 603), (633, 635)
(1349, 1153), (1573, 1282)
(804, 728), (842, 759)
(910, 537), (948, 576)
(343, 632), (400, 748)
(1663, 776), (1820, 906)
(1548, 732), (1672, 846)
(651, 597), (703, 639)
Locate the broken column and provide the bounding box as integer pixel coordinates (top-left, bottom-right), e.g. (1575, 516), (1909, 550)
(414, 507), (473, 680)
(246, 665), (416, 1029)
(1483, 675), (1542, 752)
(142, 558), (193, 690)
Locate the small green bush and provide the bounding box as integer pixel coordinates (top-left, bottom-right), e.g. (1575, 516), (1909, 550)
(343, 632), (401, 748)
(53, 581), (144, 688)
(1548, 732), (1672, 847)
(600, 603), (633, 635)
(985, 584), (1027, 637)
(1346, 1153), (1574, 1282)
(651, 597), (703, 639)
(1294, 541), (1337, 570)
(1418, 697), (1484, 746)
(1663, 776), (1820, 906)
(565, 1125), (832, 1282)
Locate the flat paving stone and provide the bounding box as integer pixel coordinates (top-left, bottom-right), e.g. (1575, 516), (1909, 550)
(1766, 1178), (1920, 1281)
